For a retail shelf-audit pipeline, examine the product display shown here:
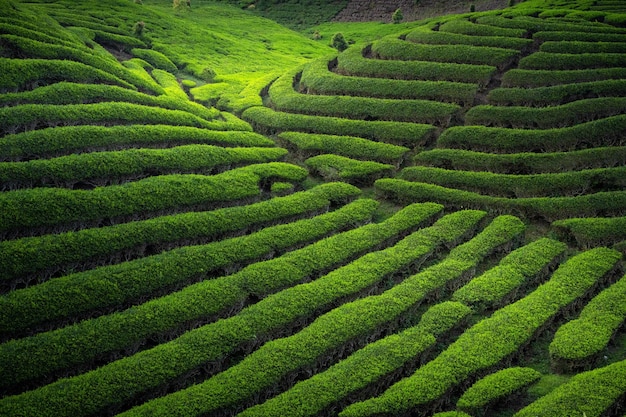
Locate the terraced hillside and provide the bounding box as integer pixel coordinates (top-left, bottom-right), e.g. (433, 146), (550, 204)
(2, 0), (626, 416)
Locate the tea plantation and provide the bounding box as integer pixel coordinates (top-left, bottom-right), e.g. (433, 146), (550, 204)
(1, 0), (626, 416)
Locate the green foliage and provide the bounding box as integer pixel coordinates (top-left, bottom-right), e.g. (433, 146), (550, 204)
(457, 367), (542, 412)
(268, 67), (461, 125)
(131, 48), (178, 73)
(439, 18), (527, 37)
(340, 248), (621, 417)
(331, 32), (348, 51)
(549, 274), (626, 367)
(242, 106), (435, 147)
(278, 131), (409, 164)
(337, 44), (495, 86)
(0, 125), (269, 161)
(552, 216), (626, 248)
(414, 147), (626, 174)
(301, 56), (478, 105)
(0, 162), (307, 237)
(392, 8), (403, 24)
(306, 154), (393, 184)
(502, 67), (626, 88)
(488, 79), (626, 106)
(437, 115), (626, 152)
(398, 165), (626, 198)
(515, 359), (626, 417)
(466, 97), (626, 129)
(519, 51), (626, 70)
(452, 238), (567, 310)
(372, 37), (520, 68)
(375, 179), (626, 221)
(405, 27), (532, 50)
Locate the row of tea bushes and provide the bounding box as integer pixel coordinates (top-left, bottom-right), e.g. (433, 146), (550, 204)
(0, 182), (360, 284)
(0, 124), (267, 162)
(305, 154), (394, 185)
(502, 67), (626, 88)
(405, 26), (532, 50)
(552, 216), (626, 248)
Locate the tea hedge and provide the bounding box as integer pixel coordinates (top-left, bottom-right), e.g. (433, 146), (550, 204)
(549, 274), (626, 369)
(242, 106), (435, 147)
(540, 40), (626, 54)
(414, 147), (626, 174)
(465, 98), (626, 129)
(519, 51), (626, 70)
(437, 116), (626, 152)
(533, 30), (626, 43)
(477, 14), (626, 34)
(0, 162), (307, 236)
(336, 46), (495, 86)
(340, 248), (622, 417)
(398, 165), (626, 198)
(0, 197), (391, 388)
(151, 69), (188, 101)
(0, 58), (134, 93)
(0, 125), (269, 162)
(439, 19), (528, 38)
(452, 238), (568, 310)
(278, 132), (409, 165)
(121, 58), (166, 95)
(502, 67), (626, 88)
(372, 37), (519, 68)
(487, 79), (626, 106)
(0, 206), (469, 417)
(375, 179), (626, 221)
(405, 27), (532, 50)
(0, 182), (359, 283)
(306, 154), (394, 184)
(0, 34), (162, 94)
(130, 48), (178, 73)
(300, 57), (478, 104)
(514, 359), (626, 417)
(268, 69), (461, 125)
(552, 216), (626, 248)
(457, 367), (542, 413)
(0, 81), (219, 120)
(120, 213), (520, 417)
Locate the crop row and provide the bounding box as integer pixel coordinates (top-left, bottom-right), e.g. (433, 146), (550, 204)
(398, 165), (626, 198)
(0, 81), (217, 120)
(300, 57), (477, 105)
(0, 205), (471, 417)
(151, 69), (188, 100)
(0, 57), (134, 93)
(540, 40), (626, 54)
(375, 178), (626, 221)
(438, 115), (626, 152)
(532, 30), (626, 42)
(0, 34), (161, 94)
(552, 216), (626, 248)
(414, 146), (626, 174)
(550, 273), (626, 370)
(371, 37), (519, 69)
(0, 162), (307, 238)
(268, 68), (461, 125)
(0, 191), (379, 336)
(465, 97), (626, 129)
(0, 101), (234, 136)
(0, 195), (400, 389)
(487, 79), (626, 106)
(476, 14), (626, 35)
(241, 106), (435, 147)
(340, 247), (622, 416)
(0, 182), (360, 285)
(519, 51), (626, 70)
(515, 358), (626, 417)
(438, 18), (529, 38)
(130, 48), (178, 73)
(336, 46), (495, 86)
(0, 144), (286, 189)
(236, 237), (566, 417)
(0, 124), (267, 162)
(405, 27), (532, 50)
(118, 213), (521, 416)
(501, 67), (626, 88)
(456, 367), (541, 414)
(278, 132), (409, 165)
(121, 58), (167, 95)
(306, 154), (394, 185)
